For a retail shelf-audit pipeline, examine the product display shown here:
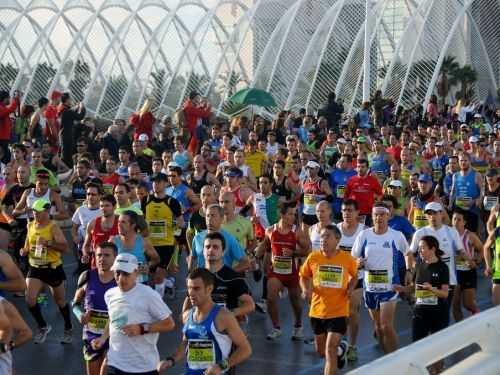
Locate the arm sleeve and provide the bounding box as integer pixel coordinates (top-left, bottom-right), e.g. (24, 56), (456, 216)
(0, 100), (17, 117)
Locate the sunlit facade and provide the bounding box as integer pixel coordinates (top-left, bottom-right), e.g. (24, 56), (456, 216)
(0, 0), (498, 120)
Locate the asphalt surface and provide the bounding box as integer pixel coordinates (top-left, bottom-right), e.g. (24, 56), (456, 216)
(8, 230), (494, 375)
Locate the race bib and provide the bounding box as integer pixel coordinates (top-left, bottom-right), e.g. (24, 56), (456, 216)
(415, 288), (438, 306)
(336, 185), (345, 199)
(30, 245), (48, 266)
(304, 194), (316, 206)
(338, 245), (351, 252)
(432, 169), (442, 181)
(455, 255), (470, 271)
(365, 270), (389, 292)
(87, 309), (109, 335)
(187, 339), (215, 369)
(484, 196), (498, 211)
(318, 265), (343, 288)
(149, 220), (166, 238)
(272, 255), (293, 275)
(456, 197), (472, 209)
(103, 184), (114, 195)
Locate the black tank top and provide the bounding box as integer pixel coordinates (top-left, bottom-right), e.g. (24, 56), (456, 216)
(272, 176), (291, 200)
(189, 171), (208, 194)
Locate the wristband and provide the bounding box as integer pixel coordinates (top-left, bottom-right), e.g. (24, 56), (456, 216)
(165, 356), (176, 367)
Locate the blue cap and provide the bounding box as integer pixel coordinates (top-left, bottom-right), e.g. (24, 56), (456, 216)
(418, 174), (432, 183)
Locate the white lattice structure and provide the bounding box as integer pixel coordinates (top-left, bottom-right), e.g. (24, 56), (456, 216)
(0, 0), (498, 120)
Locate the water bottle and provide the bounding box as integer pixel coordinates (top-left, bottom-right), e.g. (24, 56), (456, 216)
(37, 293), (49, 309)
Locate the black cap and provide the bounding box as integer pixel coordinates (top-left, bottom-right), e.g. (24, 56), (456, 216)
(485, 168), (498, 178)
(151, 172), (168, 182)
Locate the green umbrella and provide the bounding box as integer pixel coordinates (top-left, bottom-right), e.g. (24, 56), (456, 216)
(229, 87), (277, 107)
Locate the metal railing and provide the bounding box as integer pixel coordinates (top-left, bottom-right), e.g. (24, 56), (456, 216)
(348, 306), (500, 375)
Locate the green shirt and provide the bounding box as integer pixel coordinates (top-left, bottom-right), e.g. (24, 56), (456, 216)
(222, 215), (254, 251)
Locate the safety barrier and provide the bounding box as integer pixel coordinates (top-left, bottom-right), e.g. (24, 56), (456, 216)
(348, 306), (500, 375)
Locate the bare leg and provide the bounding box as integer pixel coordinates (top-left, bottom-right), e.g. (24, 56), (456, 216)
(324, 332), (342, 375)
(266, 277), (283, 328)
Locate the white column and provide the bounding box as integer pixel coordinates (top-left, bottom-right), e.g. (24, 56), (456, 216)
(362, 0), (372, 102)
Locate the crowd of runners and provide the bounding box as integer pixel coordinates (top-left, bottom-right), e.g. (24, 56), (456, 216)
(0, 88), (498, 375)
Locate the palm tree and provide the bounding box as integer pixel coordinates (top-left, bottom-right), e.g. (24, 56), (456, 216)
(437, 56), (459, 106)
(450, 65), (477, 101)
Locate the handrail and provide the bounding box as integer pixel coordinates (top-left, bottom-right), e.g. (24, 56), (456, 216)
(348, 306), (500, 375)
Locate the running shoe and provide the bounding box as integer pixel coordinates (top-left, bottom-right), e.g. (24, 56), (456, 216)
(346, 345), (358, 362)
(266, 327), (282, 340)
(60, 329), (73, 344)
(34, 325), (52, 344)
(337, 340), (348, 369)
(291, 326), (304, 341)
(255, 300), (267, 314)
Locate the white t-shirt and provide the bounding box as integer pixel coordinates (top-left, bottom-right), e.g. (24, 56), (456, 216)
(337, 222), (366, 279)
(105, 283), (172, 373)
(410, 225), (463, 286)
(72, 205), (102, 242)
(352, 227), (410, 292)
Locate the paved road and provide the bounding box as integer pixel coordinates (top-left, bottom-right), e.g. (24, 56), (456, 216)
(9, 237), (494, 375)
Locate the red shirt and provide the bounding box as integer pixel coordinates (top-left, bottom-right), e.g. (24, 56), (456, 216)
(344, 174), (382, 215)
(386, 144), (402, 162)
(0, 99), (18, 140)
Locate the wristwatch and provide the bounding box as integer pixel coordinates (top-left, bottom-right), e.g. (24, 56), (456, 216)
(140, 323), (151, 335)
(218, 359), (230, 372)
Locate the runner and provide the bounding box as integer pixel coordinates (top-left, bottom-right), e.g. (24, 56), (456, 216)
(0, 249), (25, 296)
(271, 160), (298, 206)
(111, 211), (160, 285)
(142, 172), (183, 296)
(91, 253), (175, 375)
(408, 174), (448, 230)
(187, 185), (217, 253)
(72, 242), (118, 375)
(451, 209), (483, 321)
(13, 169), (68, 221)
(256, 203), (310, 341)
(187, 155), (220, 196)
(301, 160), (332, 230)
(82, 194), (119, 267)
(71, 182), (102, 261)
(220, 167), (254, 214)
(190, 204), (249, 273)
(328, 154), (356, 221)
(182, 232), (254, 327)
(336, 199), (366, 361)
(0, 295), (32, 373)
(394, 235), (449, 374)
(300, 225), (356, 375)
(310, 201), (334, 252)
(352, 203), (410, 353)
(157, 268), (252, 375)
(21, 198), (73, 344)
(449, 152), (483, 233)
(408, 202), (468, 312)
(344, 159), (382, 226)
(368, 138), (395, 184)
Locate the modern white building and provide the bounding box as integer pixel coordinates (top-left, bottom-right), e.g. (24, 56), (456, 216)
(0, 0), (498, 120)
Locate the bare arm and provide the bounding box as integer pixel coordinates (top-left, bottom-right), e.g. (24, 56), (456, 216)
(233, 294), (255, 318)
(51, 191), (69, 220)
(50, 224), (70, 253)
(186, 189), (201, 213)
(144, 238), (160, 265)
(12, 190), (29, 218)
(295, 228), (311, 257)
(82, 219), (95, 258)
(3, 300), (32, 348)
(0, 251), (25, 292)
(216, 309), (252, 369)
